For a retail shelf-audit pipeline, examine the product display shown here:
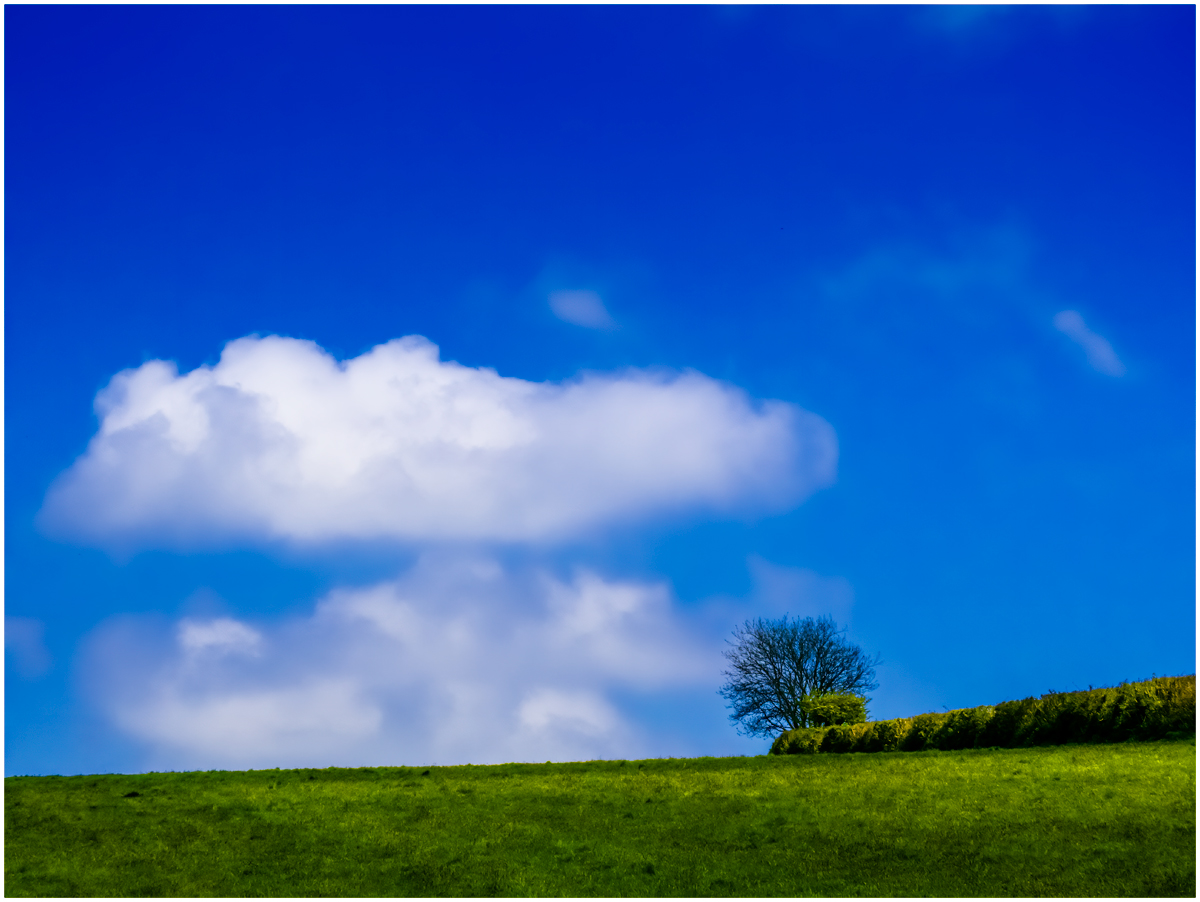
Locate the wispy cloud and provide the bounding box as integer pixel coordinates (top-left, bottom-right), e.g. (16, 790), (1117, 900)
(914, 4), (1012, 37)
(39, 334), (836, 551)
(78, 554), (721, 770)
(745, 555), (855, 626)
(549, 289), (616, 329)
(178, 618), (262, 657)
(1053, 310), (1126, 377)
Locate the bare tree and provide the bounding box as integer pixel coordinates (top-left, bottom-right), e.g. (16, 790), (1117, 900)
(718, 614), (881, 737)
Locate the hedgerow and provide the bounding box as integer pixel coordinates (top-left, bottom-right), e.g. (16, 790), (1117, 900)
(769, 674), (1195, 756)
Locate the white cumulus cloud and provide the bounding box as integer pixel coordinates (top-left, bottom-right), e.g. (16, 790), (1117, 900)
(39, 334), (836, 550)
(78, 554), (722, 771)
(1053, 310), (1126, 377)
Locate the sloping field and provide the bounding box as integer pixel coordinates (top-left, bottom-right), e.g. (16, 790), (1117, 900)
(5, 738), (1194, 897)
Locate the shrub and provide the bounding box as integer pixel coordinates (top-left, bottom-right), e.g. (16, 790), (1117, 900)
(1016, 695), (1067, 746)
(899, 712), (948, 752)
(979, 697), (1037, 747)
(992, 676), (1199, 747)
(1045, 691), (1101, 744)
(1113, 682), (1156, 739)
(1156, 675), (1197, 734)
(1064, 687), (1114, 743)
(819, 723), (868, 754)
(768, 675), (1196, 757)
(769, 727), (828, 755)
(855, 718), (906, 753)
(1109, 677), (1194, 740)
(801, 693), (868, 727)
(930, 706), (995, 751)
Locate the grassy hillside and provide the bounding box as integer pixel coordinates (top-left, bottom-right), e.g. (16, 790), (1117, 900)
(5, 738), (1194, 897)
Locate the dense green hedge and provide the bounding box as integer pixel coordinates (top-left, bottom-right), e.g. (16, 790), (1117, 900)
(800, 692), (867, 727)
(770, 674), (1196, 756)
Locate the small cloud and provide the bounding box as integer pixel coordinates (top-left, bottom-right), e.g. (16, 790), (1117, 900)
(178, 618), (262, 657)
(1053, 310), (1126, 377)
(6, 617), (52, 679)
(549, 289), (616, 329)
(178, 587), (233, 619)
(745, 555), (855, 626)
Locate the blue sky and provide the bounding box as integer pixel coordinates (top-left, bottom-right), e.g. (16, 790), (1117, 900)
(5, 5), (1194, 776)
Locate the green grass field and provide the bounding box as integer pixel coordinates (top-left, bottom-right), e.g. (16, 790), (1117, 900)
(5, 738), (1194, 897)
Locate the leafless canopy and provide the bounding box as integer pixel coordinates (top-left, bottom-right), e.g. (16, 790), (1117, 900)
(718, 614), (881, 737)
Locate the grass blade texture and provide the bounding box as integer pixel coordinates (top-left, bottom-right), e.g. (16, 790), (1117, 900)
(5, 738), (1195, 897)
